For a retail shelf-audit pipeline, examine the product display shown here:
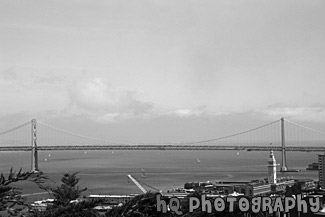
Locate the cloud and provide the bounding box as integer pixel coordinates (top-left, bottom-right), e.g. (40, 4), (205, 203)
(0, 69), (154, 123)
(2, 65), (325, 129)
(0, 67), (69, 117)
(172, 106), (207, 118)
(68, 78), (153, 122)
(258, 104), (325, 122)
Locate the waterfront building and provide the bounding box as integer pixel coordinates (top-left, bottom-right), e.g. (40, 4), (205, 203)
(307, 162), (319, 170)
(184, 151), (296, 197)
(87, 194), (136, 205)
(318, 154), (325, 189)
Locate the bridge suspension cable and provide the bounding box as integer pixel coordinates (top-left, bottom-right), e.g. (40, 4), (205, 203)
(284, 118), (325, 135)
(37, 121), (127, 146)
(283, 118), (325, 147)
(0, 121), (31, 147)
(2, 118), (325, 150)
(183, 119), (281, 147)
(0, 121), (30, 136)
(2, 118), (325, 173)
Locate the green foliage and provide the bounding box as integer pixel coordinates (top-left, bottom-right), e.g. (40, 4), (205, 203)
(51, 172), (86, 206)
(285, 182), (302, 196)
(0, 168), (47, 216)
(32, 172), (101, 217)
(32, 200), (100, 217)
(106, 192), (174, 217)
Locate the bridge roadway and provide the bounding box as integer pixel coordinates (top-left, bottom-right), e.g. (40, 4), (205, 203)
(0, 145), (325, 152)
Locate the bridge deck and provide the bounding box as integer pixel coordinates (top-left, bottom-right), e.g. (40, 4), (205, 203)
(0, 145), (324, 152)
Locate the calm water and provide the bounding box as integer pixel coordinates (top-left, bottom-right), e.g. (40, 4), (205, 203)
(0, 150), (320, 201)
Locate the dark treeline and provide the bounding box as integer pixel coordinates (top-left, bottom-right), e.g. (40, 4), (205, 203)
(0, 169), (322, 217)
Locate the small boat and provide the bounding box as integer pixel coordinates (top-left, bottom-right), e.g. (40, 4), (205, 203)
(141, 169), (146, 178)
(197, 158), (201, 163)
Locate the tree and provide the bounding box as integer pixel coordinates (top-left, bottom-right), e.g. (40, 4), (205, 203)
(0, 168), (47, 216)
(33, 172), (101, 217)
(51, 172), (87, 207)
(106, 192), (174, 217)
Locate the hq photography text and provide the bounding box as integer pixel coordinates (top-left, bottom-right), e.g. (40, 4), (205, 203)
(156, 194), (321, 215)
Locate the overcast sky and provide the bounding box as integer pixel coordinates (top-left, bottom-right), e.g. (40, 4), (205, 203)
(1, 0), (325, 143)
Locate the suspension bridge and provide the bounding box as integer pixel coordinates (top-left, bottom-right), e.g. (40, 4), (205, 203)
(1, 118), (325, 173)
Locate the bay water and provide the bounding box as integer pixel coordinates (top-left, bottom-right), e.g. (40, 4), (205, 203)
(0, 150), (320, 202)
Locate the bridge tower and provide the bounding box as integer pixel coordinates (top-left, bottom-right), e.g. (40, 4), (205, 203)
(31, 119), (39, 172)
(280, 117), (287, 172)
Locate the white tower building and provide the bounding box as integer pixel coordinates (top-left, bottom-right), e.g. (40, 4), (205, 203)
(268, 150), (277, 184)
